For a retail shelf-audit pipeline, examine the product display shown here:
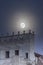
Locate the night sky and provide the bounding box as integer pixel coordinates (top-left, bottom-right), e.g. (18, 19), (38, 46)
(0, 0), (43, 55)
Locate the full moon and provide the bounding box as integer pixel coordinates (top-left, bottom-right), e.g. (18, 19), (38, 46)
(20, 23), (25, 28)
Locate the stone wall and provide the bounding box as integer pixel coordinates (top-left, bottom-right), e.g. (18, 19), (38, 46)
(0, 30), (35, 65)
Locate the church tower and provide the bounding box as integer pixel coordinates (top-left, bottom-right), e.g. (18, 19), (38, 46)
(0, 30), (35, 65)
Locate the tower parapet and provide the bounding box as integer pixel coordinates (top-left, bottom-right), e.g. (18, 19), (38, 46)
(0, 30), (35, 43)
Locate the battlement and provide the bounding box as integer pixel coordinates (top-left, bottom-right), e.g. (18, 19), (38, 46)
(0, 30), (35, 42)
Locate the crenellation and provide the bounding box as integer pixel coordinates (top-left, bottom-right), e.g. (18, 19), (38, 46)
(23, 30), (25, 35)
(0, 30), (35, 43)
(29, 30), (32, 34)
(12, 32), (14, 36)
(18, 31), (20, 35)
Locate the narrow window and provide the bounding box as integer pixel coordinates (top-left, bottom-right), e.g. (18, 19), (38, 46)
(6, 51), (9, 58)
(26, 53), (28, 58)
(15, 50), (19, 55)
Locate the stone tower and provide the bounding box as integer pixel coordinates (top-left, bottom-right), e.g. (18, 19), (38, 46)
(0, 30), (35, 65)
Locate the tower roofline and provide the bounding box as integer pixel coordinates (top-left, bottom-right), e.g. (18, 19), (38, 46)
(0, 30), (35, 38)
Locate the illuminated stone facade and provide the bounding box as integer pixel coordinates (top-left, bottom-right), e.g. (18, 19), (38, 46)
(0, 30), (35, 65)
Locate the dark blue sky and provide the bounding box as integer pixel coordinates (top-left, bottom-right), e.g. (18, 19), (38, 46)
(0, 0), (43, 54)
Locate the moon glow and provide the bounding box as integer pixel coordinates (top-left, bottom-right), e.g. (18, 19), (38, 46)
(20, 23), (25, 28)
